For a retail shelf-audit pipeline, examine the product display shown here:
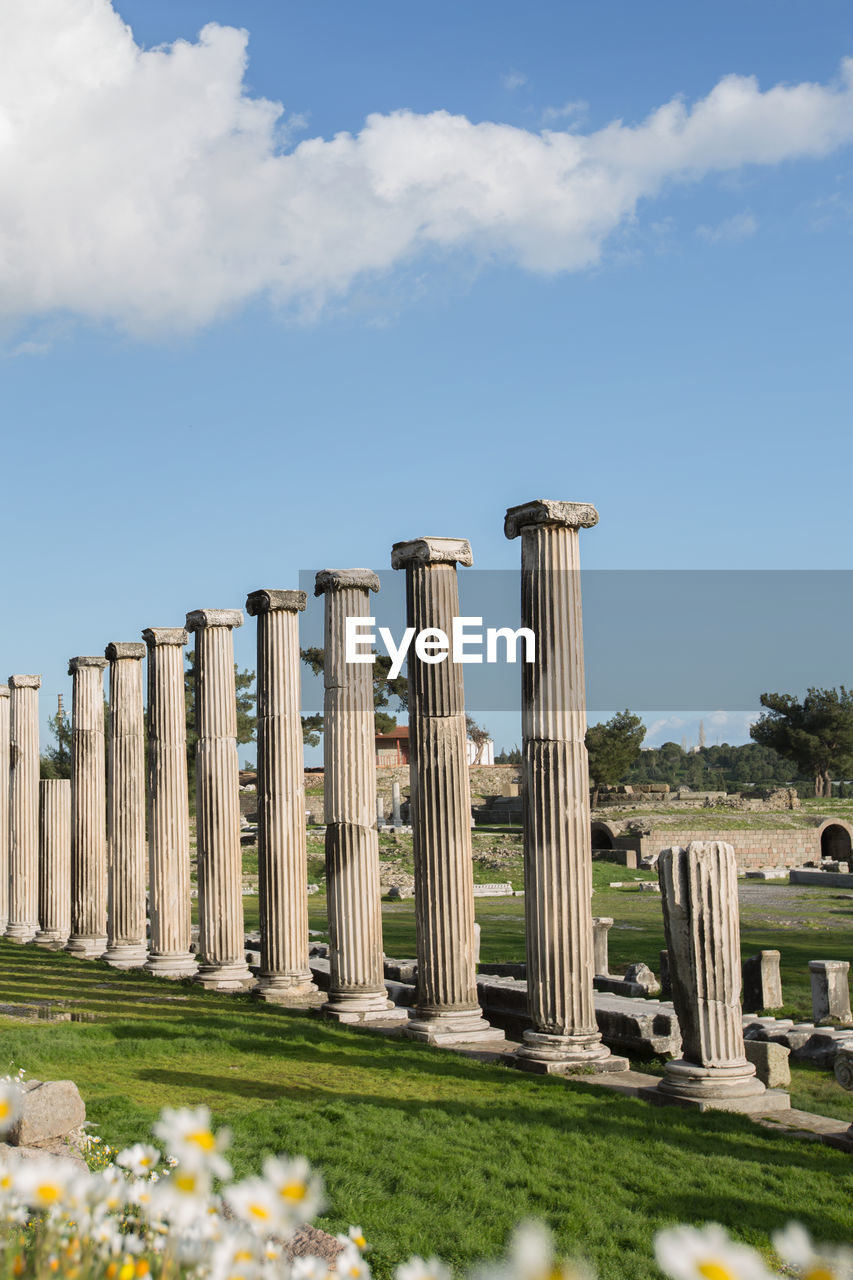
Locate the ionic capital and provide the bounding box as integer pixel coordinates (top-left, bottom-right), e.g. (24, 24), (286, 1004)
(105, 642), (147, 661)
(8, 674), (41, 689)
(314, 569), (380, 597)
(391, 537), (473, 569)
(0, 685), (8, 698)
(142, 628), (188, 648)
(245, 589), (307, 616)
(68, 657), (108, 676)
(186, 609), (244, 632)
(504, 500), (599, 540)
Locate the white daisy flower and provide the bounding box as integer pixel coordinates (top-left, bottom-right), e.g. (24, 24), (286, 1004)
(224, 1177), (285, 1237)
(773, 1223), (853, 1280)
(13, 1156), (86, 1213)
(395, 1256), (452, 1280)
(116, 1144), (160, 1179)
(261, 1155), (324, 1224)
(0, 1082), (23, 1138)
(655, 1223), (776, 1280)
(337, 1242), (372, 1280)
(153, 1107), (232, 1179)
(291, 1256), (332, 1280)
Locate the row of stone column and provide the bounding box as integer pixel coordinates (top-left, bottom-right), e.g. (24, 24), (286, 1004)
(2, 500), (624, 1075)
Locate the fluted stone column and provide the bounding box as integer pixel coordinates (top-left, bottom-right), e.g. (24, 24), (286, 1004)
(315, 570), (402, 1023)
(103, 643), (148, 968)
(391, 782), (402, 827)
(391, 537), (500, 1045)
(0, 686), (10, 934)
(187, 609), (254, 991)
(143, 629), (196, 979)
(649, 841), (787, 1111)
(66, 657), (108, 958)
(6, 675), (41, 942)
(246, 590), (320, 1006)
(35, 780), (71, 947)
(504, 500), (623, 1073)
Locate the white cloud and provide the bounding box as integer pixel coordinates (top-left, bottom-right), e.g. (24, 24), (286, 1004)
(541, 99), (588, 125)
(502, 70), (528, 91)
(2, 2), (853, 333)
(696, 210), (758, 241)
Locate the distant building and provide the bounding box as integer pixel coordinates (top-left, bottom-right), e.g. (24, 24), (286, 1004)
(375, 726), (410, 767)
(467, 738), (495, 765)
(375, 724), (494, 767)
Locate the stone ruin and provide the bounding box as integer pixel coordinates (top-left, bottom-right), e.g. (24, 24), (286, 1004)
(1, 498), (849, 1115)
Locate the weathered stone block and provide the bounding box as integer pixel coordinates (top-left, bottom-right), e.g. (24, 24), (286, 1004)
(810, 960), (852, 1025)
(744, 1040), (791, 1088)
(743, 950), (783, 1013)
(8, 1080), (86, 1147)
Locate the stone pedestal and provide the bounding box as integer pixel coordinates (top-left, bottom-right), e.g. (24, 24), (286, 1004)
(391, 537), (501, 1046)
(103, 643), (148, 969)
(187, 610), (254, 991)
(504, 501), (625, 1074)
(143, 629), (196, 979)
(6, 675), (41, 943)
(35, 780), (71, 947)
(743, 949), (783, 1014)
(592, 917), (613, 976)
(809, 960), (852, 1025)
(245, 590), (321, 1007)
(645, 842), (788, 1112)
(0, 686), (10, 934)
(66, 658), (109, 959)
(315, 571), (402, 1023)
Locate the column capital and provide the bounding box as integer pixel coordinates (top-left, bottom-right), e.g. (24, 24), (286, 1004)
(504, 499), (599, 540)
(0, 685), (8, 698)
(186, 609), (243, 632)
(105, 642), (147, 661)
(246, 589), (307, 616)
(314, 569), (379, 597)
(391, 537), (473, 569)
(142, 628), (188, 648)
(9, 675), (41, 689)
(68, 657), (108, 676)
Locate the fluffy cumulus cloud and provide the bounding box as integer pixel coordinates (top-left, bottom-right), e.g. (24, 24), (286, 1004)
(3, 0), (853, 333)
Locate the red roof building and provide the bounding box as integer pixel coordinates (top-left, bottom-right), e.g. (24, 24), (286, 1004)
(375, 725), (409, 767)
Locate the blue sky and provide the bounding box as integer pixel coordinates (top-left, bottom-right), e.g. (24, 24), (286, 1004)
(2, 1), (852, 761)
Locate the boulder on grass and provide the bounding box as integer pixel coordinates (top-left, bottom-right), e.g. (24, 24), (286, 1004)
(8, 1079), (86, 1148)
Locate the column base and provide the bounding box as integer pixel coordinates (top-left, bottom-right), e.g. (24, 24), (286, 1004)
(254, 973), (324, 1007)
(102, 943), (149, 970)
(195, 961), (257, 992)
(66, 935), (108, 959)
(403, 1006), (505, 1046)
(145, 952), (198, 980)
(321, 989), (410, 1024)
(640, 1058), (789, 1112)
(5, 924), (39, 944)
(510, 1029), (629, 1075)
(34, 930), (69, 949)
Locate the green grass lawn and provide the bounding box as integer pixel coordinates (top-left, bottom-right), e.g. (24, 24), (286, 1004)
(0, 942), (850, 1280)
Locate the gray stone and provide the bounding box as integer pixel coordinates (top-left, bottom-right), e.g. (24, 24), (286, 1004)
(623, 962), (660, 995)
(743, 950), (783, 1013)
(592, 917), (612, 976)
(744, 1040), (791, 1088)
(8, 1080), (86, 1147)
(810, 960), (852, 1024)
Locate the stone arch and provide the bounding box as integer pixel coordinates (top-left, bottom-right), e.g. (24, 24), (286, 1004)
(591, 820), (618, 851)
(818, 819), (853, 862)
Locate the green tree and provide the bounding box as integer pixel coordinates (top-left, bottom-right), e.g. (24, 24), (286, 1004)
(184, 650), (257, 774)
(495, 746), (522, 764)
(585, 710), (646, 804)
(40, 705), (72, 779)
(466, 715), (491, 764)
(750, 687), (853, 797)
(300, 648), (408, 742)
